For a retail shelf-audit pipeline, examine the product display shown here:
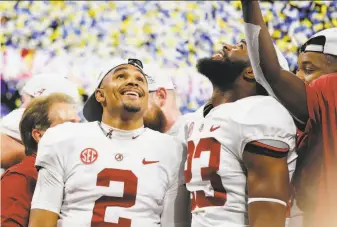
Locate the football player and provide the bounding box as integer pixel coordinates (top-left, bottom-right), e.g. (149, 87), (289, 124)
(241, 1), (337, 226)
(184, 40), (297, 227)
(28, 59), (190, 227)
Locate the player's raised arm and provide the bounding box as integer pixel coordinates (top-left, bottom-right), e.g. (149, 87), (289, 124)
(240, 0), (308, 123)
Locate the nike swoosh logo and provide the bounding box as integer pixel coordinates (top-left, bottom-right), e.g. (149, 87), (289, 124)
(142, 158), (159, 165)
(210, 125), (220, 132)
(132, 135), (140, 139)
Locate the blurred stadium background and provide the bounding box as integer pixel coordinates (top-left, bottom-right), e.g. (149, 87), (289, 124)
(1, 1), (336, 117)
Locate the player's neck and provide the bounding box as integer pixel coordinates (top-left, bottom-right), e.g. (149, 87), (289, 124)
(211, 88), (242, 107)
(101, 111), (144, 130)
(163, 108), (181, 133)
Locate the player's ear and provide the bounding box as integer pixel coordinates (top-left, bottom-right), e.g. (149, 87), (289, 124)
(32, 128), (45, 144)
(95, 88), (105, 104)
(243, 66), (255, 81)
(155, 88), (167, 107)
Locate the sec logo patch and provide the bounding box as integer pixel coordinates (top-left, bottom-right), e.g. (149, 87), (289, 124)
(80, 148), (98, 164)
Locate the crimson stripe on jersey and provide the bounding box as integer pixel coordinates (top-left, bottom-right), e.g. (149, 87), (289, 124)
(246, 141), (289, 158)
(250, 141), (289, 153)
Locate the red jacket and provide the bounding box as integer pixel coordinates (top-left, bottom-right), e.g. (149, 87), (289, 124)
(1, 153), (37, 227)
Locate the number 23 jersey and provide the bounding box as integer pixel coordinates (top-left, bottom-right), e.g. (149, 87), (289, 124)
(31, 122), (189, 227)
(185, 96), (297, 227)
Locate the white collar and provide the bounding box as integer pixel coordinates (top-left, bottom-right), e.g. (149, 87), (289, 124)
(98, 122), (145, 139)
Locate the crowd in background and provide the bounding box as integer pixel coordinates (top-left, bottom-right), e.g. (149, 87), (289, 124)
(1, 0), (337, 116)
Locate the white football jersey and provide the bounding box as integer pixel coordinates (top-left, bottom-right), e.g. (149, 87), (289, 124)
(185, 96), (297, 227)
(169, 103), (212, 145)
(31, 122), (190, 227)
(0, 108), (25, 141)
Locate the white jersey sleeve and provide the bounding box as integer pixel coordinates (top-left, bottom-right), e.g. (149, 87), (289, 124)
(31, 168), (64, 213)
(0, 108), (25, 141)
(161, 138), (191, 227)
(31, 123), (72, 213)
(235, 97), (297, 159)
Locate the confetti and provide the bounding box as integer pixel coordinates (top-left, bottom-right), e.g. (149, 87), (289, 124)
(1, 1), (336, 116)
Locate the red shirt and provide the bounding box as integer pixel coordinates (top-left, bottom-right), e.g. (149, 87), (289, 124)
(295, 73), (337, 227)
(1, 153), (37, 227)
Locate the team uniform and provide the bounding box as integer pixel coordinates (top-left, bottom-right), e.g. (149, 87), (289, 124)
(168, 103), (213, 145)
(31, 121), (190, 227)
(184, 96), (297, 227)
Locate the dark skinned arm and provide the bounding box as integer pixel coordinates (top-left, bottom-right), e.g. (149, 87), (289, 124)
(240, 0), (308, 123)
(243, 143), (290, 227)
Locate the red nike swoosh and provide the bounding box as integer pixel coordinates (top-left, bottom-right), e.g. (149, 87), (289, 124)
(142, 158), (159, 165)
(210, 125), (220, 132)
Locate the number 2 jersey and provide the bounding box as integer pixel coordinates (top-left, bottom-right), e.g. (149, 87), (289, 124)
(31, 121), (190, 227)
(185, 96), (297, 227)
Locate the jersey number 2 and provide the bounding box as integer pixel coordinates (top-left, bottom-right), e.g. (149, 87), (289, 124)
(91, 168), (137, 226)
(185, 138), (227, 210)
